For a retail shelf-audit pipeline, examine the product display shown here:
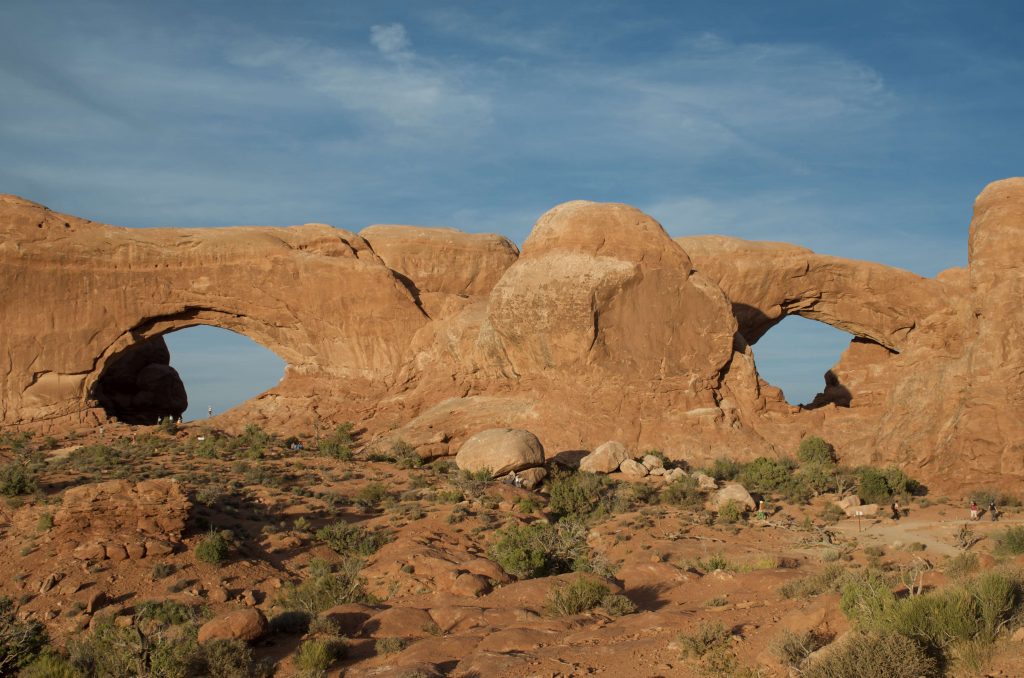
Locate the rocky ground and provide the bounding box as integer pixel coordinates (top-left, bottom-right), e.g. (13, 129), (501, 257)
(1, 424), (1023, 677)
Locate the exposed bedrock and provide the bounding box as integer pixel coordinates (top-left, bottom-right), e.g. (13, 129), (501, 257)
(2, 179), (1024, 488)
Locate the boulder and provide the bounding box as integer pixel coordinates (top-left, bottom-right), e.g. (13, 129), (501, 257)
(692, 472), (718, 491)
(619, 459), (649, 478)
(845, 503), (879, 517)
(665, 468), (687, 483)
(712, 483), (756, 511)
(198, 609), (267, 644)
(517, 466), (547, 490)
(642, 454), (664, 470)
(836, 495), (861, 510)
(455, 428), (544, 477)
(451, 573), (491, 597)
(579, 441), (629, 474)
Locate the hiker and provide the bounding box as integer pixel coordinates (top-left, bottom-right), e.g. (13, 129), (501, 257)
(755, 499), (767, 520)
(970, 500), (979, 520)
(891, 499), (901, 521)
(989, 499), (998, 522)
(207, 406), (213, 418)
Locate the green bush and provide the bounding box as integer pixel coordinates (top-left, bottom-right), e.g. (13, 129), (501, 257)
(374, 637), (408, 654)
(391, 441), (423, 469)
(274, 558), (374, 615)
(780, 563), (847, 599)
(676, 621), (736, 674)
(488, 519), (602, 579)
(0, 596), (49, 674)
(295, 637), (346, 676)
(600, 593), (637, 616)
(66, 615), (198, 678)
(716, 499), (743, 525)
(354, 482), (389, 508)
(797, 437), (836, 465)
(19, 651), (84, 678)
(660, 475), (705, 509)
(135, 600), (199, 627)
(705, 457), (741, 482)
(855, 466), (920, 504)
(738, 457), (792, 494)
(319, 423), (355, 460)
(994, 525), (1024, 555)
(944, 552), (979, 579)
(801, 632), (937, 678)
(545, 577), (609, 616)
(839, 569), (895, 629)
(195, 639), (270, 678)
(0, 462), (37, 496)
(547, 470), (614, 521)
(66, 444), (123, 473)
(195, 530), (231, 566)
(315, 522), (392, 557)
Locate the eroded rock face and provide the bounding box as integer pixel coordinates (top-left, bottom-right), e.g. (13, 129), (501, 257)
(5, 180), (1024, 488)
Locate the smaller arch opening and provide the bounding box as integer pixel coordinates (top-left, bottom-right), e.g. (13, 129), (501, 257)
(91, 325), (286, 424)
(750, 315), (855, 408)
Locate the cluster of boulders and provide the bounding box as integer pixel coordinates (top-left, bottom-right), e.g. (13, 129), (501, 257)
(52, 478), (191, 560)
(833, 494), (878, 517)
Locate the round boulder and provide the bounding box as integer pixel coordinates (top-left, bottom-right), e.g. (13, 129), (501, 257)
(579, 441), (629, 474)
(455, 428), (545, 478)
(711, 482), (756, 511)
(197, 608), (267, 644)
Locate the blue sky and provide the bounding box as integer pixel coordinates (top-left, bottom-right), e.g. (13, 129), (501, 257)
(3, 1), (1022, 415)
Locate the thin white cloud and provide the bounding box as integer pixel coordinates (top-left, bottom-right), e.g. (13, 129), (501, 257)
(370, 23), (413, 62)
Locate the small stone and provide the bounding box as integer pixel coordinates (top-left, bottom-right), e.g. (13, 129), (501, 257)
(145, 540), (175, 557)
(242, 590), (258, 607)
(518, 466), (547, 490)
(649, 467), (666, 476)
(85, 591), (107, 614)
(105, 544), (129, 562)
(39, 573), (62, 593)
(208, 587), (230, 603)
(691, 472), (718, 490)
(125, 543), (147, 560)
(115, 615), (134, 628)
(73, 542), (106, 561)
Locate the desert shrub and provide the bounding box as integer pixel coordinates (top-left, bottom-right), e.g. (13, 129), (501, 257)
(67, 614), (201, 678)
(66, 444), (124, 473)
(319, 423), (355, 460)
(738, 457), (792, 494)
(780, 563), (847, 599)
(855, 466), (920, 504)
(839, 567), (1023, 666)
(773, 629), (830, 669)
(391, 441), (423, 469)
(0, 462), (37, 496)
(275, 558), (374, 615)
(798, 436), (836, 465)
(969, 488), (997, 508)
(0, 596), (49, 674)
(839, 569), (895, 629)
(374, 637), (408, 654)
(820, 503), (847, 523)
(354, 482), (389, 508)
(545, 577), (609, 616)
(795, 461), (840, 497)
(994, 525), (1024, 555)
(660, 475), (704, 509)
(136, 600), (199, 627)
(36, 512), (54, 532)
(488, 519), (603, 579)
(997, 492), (1022, 507)
(600, 593), (637, 616)
(196, 639), (270, 678)
(516, 496), (542, 513)
(315, 522), (392, 557)
(945, 552), (979, 579)
(295, 638), (346, 676)
(677, 621), (737, 675)
(705, 457), (741, 482)
(195, 530), (231, 566)
(716, 500), (744, 525)
(547, 469), (615, 521)
(19, 651), (85, 678)
(801, 632), (937, 678)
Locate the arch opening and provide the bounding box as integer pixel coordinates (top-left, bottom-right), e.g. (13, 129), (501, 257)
(749, 315), (858, 408)
(91, 325), (286, 424)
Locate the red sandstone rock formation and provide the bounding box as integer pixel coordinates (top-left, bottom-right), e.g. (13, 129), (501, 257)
(3, 180), (1024, 488)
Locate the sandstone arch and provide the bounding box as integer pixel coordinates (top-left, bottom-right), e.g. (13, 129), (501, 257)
(674, 235), (946, 351)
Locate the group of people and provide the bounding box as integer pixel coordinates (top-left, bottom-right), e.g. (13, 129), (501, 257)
(970, 499), (999, 521)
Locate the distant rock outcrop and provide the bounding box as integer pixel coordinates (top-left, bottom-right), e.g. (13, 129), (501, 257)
(4, 179), (1024, 488)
